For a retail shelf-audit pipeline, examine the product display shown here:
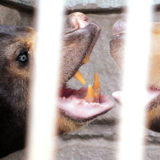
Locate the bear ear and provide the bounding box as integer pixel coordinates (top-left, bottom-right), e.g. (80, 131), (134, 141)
(61, 13), (100, 84)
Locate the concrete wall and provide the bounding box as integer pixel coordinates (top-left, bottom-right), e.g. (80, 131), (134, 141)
(0, 1), (160, 160)
(0, 4), (33, 26)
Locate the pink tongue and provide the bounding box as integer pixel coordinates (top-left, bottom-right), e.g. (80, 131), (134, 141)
(112, 90), (160, 106)
(58, 96), (114, 121)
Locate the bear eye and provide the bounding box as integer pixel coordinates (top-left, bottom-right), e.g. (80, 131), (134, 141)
(16, 48), (29, 66)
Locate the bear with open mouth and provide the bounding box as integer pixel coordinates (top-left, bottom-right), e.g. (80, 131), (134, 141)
(0, 12), (114, 157)
(110, 18), (160, 132)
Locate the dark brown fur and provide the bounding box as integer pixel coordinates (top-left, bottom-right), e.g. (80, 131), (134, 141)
(0, 25), (33, 157)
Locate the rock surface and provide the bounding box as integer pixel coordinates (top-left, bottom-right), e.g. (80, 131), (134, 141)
(2, 0), (160, 11)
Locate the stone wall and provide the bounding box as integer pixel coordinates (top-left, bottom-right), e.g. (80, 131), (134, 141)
(0, 4), (33, 26)
(0, 1), (160, 160)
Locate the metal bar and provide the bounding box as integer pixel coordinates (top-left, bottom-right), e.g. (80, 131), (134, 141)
(117, 1), (152, 160)
(26, 0), (64, 160)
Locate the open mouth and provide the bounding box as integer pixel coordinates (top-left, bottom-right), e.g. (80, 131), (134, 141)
(58, 12), (114, 122)
(58, 73), (114, 121)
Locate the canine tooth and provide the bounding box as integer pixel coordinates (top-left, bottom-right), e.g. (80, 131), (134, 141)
(93, 73), (100, 89)
(85, 85), (94, 102)
(82, 53), (90, 64)
(93, 73), (100, 101)
(74, 71), (86, 84)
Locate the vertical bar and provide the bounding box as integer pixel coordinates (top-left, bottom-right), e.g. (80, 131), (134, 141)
(117, 1), (152, 160)
(26, 1), (64, 160)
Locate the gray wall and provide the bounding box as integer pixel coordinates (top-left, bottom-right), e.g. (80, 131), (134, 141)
(0, 4), (33, 26)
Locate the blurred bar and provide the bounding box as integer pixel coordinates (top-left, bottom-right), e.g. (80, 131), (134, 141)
(117, 1), (152, 160)
(26, 0), (64, 160)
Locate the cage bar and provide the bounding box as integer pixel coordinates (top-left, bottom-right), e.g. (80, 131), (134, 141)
(26, 1), (64, 160)
(117, 1), (152, 160)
